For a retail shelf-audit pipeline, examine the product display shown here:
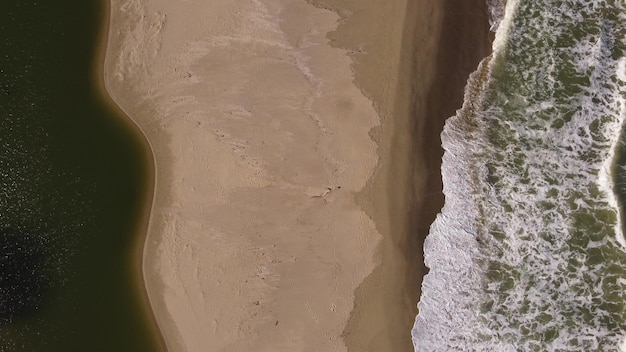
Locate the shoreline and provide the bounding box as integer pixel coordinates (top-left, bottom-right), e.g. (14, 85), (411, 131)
(97, 1), (166, 350)
(306, 0), (493, 350)
(101, 1), (183, 350)
(102, 0), (492, 351)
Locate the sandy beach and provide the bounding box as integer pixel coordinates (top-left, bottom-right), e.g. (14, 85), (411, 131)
(104, 0), (491, 351)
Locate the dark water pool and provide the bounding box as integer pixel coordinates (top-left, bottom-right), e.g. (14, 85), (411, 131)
(0, 1), (162, 350)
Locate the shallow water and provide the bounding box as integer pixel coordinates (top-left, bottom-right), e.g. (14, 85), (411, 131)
(414, 0), (626, 350)
(0, 1), (161, 350)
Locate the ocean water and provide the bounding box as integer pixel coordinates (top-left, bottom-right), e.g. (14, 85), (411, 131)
(413, 0), (626, 351)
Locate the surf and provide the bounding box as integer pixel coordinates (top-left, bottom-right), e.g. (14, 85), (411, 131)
(413, 0), (626, 350)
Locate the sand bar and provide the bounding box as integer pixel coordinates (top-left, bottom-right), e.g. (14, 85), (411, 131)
(104, 0), (491, 351)
(105, 0), (379, 350)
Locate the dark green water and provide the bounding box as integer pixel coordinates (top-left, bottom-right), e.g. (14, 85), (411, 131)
(0, 1), (162, 351)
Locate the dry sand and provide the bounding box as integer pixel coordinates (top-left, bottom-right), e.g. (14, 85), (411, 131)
(104, 0), (491, 351)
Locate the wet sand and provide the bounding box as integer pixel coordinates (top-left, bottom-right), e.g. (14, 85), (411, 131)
(307, 0), (493, 350)
(104, 0), (491, 351)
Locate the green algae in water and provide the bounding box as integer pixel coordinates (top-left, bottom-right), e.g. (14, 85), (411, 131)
(0, 1), (162, 351)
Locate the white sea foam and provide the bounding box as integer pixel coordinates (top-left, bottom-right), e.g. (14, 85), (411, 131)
(413, 0), (626, 350)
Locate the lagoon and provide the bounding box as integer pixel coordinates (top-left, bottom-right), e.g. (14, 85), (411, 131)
(0, 1), (162, 350)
